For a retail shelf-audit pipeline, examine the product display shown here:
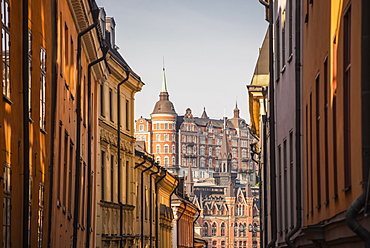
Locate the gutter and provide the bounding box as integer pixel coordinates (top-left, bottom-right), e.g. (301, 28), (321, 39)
(285, 0), (302, 247)
(47, 0), (58, 246)
(86, 44), (109, 248)
(22, 0), (29, 246)
(149, 165), (161, 248)
(177, 200), (187, 248)
(155, 169), (167, 248)
(264, 0), (277, 246)
(345, 1), (370, 247)
(73, 8), (99, 248)
(193, 208), (201, 248)
(141, 159), (154, 248)
(117, 69), (130, 248)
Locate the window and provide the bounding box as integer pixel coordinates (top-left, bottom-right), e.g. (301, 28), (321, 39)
(3, 163), (11, 248)
(200, 147), (205, 156)
(172, 157), (175, 165)
(232, 149), (237, 158)
(100, 84), (104, 116)
(288, 0), (293, 56)
(203, 223), (209, 236)
(275, 19), (281, 79)
(110, 155), (114, 202)
(125, 100), (129, 130)
(209, 147), (212, 156)
(172, 145), (175, 154)
(211, 223), (217, 236)
(156, 145), (160, 154)
(282, 10), (286, 67)
(221, 223), (226, 236)
(164, 157), (169, 167)
(343, 6), (351, 189)
(221, 241), (226, 247)
(315, 75), (321, 207)
(28, 29), (32, 118)
(37, 183), (44, 248)
(241, 149), (246, 158)
(156, 134), (160, 142)
(2, 0), (10, 98)
(164, 144), (169, 153)
(200, 158), (205, 167)
(234, 223), (238, 237)
(209, 159), (212, 167)
(239, 224), (245, 237)
(164, 134), (169, 141)
(139, 125), (144, 131)
(164, 123), (168, 129)
(109, 88), (113, 121)
(212, 241), (217, 248)
(40, 47), (46, 130)
(156, 156), (160, 164)
(324, 58), (329, 204)
(284, 139), (288, 230)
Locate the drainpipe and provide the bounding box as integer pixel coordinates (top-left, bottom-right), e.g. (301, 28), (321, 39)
(265, 0), (277, 246)
(286, 0), (302, 247)
(155, 169), (167, 248)
(193, 208), (201, 248)
(262, 114), (268, 248)
(86, 45), (109, 248)
(47, 0), (58, 246)
(73, 8), (99, 248)
(22, 0), (29, 246)
(149, 165), (161, 248)
(345, 1), (370, 247)
(141, 159), (154, 248)
(177, 200), (187, 248)
(117, 71), (130, 248)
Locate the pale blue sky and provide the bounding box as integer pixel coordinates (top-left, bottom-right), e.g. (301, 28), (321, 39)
(97, 0), (268, 122)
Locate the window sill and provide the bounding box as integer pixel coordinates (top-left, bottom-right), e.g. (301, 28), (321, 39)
(342, 186), (351, 193)
(288, 54), (293, 63)
(281, 65), (286, 74)
(3, 95), (12, 105)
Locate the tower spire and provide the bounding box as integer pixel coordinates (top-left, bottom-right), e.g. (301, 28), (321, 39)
(162, 57), (168, 92)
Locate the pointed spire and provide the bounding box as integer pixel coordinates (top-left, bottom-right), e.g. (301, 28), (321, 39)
(162, 58), (168, 92)
(219, 117), (231, 161)
(201, 107), (209, 119)
(186, 162), (194, 197)
(234, 99), (240, 118)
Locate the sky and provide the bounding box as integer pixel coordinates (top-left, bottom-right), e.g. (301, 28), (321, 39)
(97, 0), (268, 122)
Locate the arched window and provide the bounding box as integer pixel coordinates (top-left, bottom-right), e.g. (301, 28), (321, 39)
(232, 148), (237, 157)
(200, 158), (205, 167)
(202, 222), (209, 236)
(242, 149), (247, 158)
(164, 144), (169, 153)
(164, 157), (169, 166)
(234, 223), (238, 237)
(243, 241), (247, 247)
(221, 222), (226, 236)
(156, 157), (160, 164)
(239, 224), (245, 237)
(211, 223), (217, 236)
(221, 241), (226, 247)
(212, 241), (217, 248)
(200, 146), (205, 155)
